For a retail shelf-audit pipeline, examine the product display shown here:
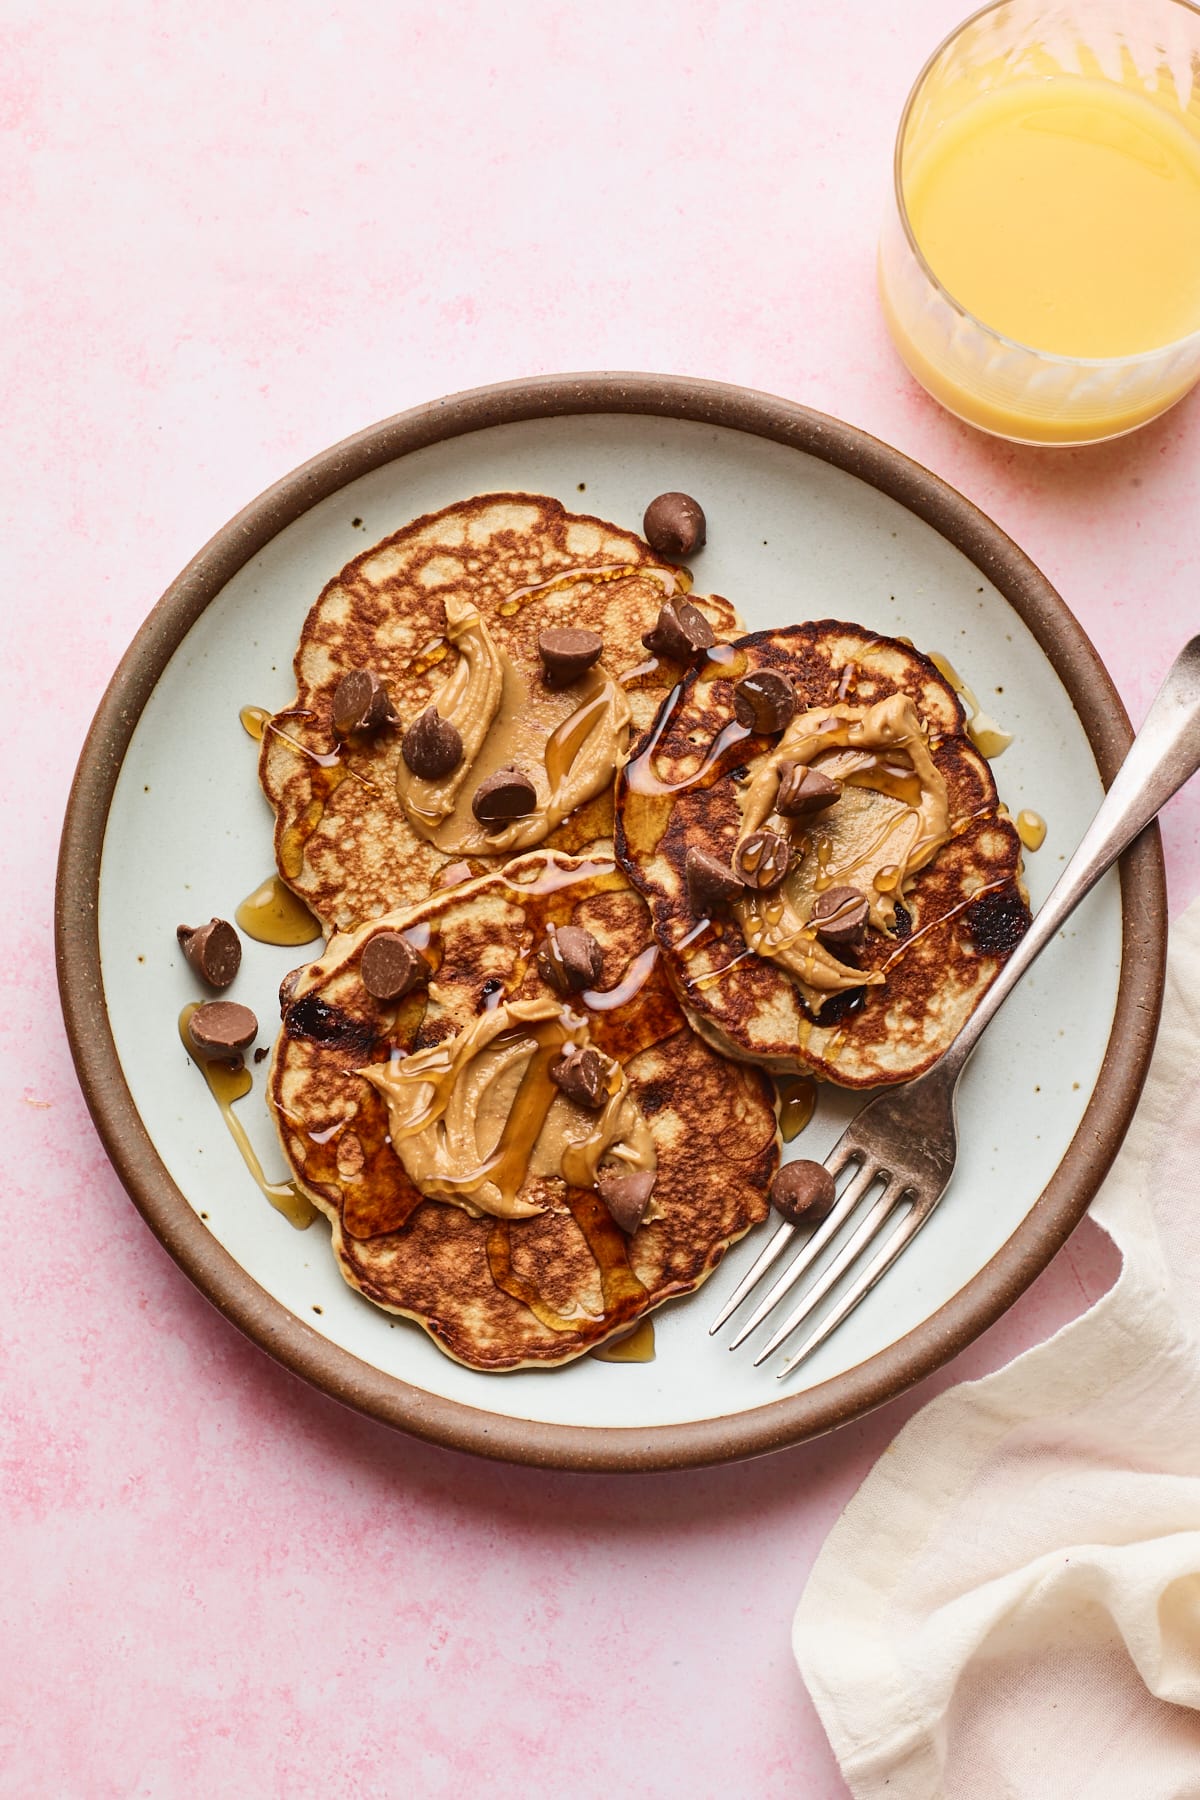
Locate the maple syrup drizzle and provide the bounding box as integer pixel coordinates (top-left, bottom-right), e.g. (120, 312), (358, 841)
(624, 708), (753, 797)
(236, 875), (323, 947)
(543, 685), (614, 792)
(775, 1074), (818, 1143)
(928, 651), (1013, 760)
(178, 1005), (315, 1230)
(591, 1316), (656, 1362)
(1017, 809), (1047, 851)
(495, 561), (683, 620)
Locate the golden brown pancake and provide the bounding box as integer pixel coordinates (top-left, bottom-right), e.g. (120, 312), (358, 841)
(268, 849), (778, 1370)
(260, 494), (741, 933)
(614, 623), (1030, 1088)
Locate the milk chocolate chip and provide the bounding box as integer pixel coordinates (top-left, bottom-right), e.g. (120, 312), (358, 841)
(331, 668), (397, 738)
(641, 598), (715, 661)
(643, 492), (706, 559)
(176, 918), (241, 989)
(402, 706), (463, 780)
(811, 886), (869, 948)
(537, 627), (604, 688)
(536, 924), (604, 995)
(685, 847), (745, 912)
(361, 931), (425, 1002)
(279, 967), (303, 1016)
(771, 1160), (836, 1227)
(471, 764), (537, 825)
(597, 1166), (656, 1234)
(550, 1045), (609, 1111)
(187, 1001), (258, 1066)
(776, 763), (841, 821)
(733, 670), (796, 735)
(733, 829), (791, 890)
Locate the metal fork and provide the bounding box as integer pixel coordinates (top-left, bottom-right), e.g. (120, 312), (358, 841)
(711, 635), (1200, 1378)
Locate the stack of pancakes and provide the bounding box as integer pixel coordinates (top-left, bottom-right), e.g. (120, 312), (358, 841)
(263, 495), (1028, 1370)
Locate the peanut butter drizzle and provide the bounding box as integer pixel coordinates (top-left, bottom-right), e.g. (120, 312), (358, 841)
(178, 1005), (315, 1230)
(1017, 809), (1047, 851)
(395, 597), (632, 857)
(733, 695), (952, 1011)
(236, 875), (323, 947)
(928, 651), (1014, 761)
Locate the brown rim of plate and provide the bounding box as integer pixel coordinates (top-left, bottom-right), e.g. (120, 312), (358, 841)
(55, 372), (1166, 1474)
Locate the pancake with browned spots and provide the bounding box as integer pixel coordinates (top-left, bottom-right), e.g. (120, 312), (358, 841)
(260, 494), (741, 933)
(268, 849), (778, 1370)
(614, 623), (1030, 1088)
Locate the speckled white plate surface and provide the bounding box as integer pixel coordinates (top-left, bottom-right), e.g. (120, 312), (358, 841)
(60, 377), (1163, 1469)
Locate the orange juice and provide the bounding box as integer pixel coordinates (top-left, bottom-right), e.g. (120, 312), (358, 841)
(904, 76), (1200, 359)
(880, 1), (1200, 446)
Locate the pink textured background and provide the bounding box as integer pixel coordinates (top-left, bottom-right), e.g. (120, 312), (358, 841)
(8, 3), (1200, 1794)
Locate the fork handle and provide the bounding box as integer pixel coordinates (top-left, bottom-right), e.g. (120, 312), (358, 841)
(939, 635), (1200, 1079)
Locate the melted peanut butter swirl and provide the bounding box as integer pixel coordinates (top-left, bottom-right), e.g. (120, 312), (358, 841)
(735, 694), (951, 1010)
(358, 996), (656, 1221)
(395, 597), (631, 857)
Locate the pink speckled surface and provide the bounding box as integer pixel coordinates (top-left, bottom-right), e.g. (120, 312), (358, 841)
(8, 4), (1200, 1794)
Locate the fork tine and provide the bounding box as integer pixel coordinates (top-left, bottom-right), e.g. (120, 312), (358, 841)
(708, 1219), (797, 1335)
(725, 1153), (879, 1350)
(775, 1193), (935, 1377)
(752, 1182), (905, 1364)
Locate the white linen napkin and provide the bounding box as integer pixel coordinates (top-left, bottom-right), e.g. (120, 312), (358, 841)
(795, 898), (1200, 1800)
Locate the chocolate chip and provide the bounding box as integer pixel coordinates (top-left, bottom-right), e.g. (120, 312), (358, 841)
(331, 668), (397, 738)
(771, 1160), (836, 1227)
(641, 598), (715, 661)
(550, 1045), (610, 1110)
(811, 886), (869, 948)
(733, 670), (796, 735)
(536, 924), (604, 995)
(776, 764), (841, 821)
(471, 764), (537, 825)
(253, 1047), (269, 1065)
(279, 966), (303, 1016)
(187, 1001), (258, 1065)
(537, 627), (604, 688)
(685, 847), (745, 912)
(401, 706), (463, 780)
(733, 829), (791, 890)
(596, 1167), (656, 1234)
(176, 918), (241, 989)
(643, 492), (706, 559)
(361, 931), (425, 1002)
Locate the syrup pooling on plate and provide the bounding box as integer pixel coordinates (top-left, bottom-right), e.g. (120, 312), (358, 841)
(235, 875), (323, 948)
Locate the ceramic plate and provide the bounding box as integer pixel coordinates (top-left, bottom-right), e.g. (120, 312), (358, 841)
(57, 374), (1165, 1471)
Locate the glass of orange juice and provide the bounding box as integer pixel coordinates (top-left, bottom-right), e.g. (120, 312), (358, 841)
(879, 0), (1200, 444)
